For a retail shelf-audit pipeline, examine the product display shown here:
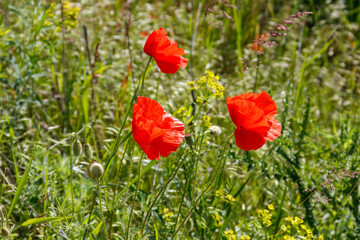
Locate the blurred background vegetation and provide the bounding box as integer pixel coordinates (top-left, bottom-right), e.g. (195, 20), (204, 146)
(0, 0), (359, 239)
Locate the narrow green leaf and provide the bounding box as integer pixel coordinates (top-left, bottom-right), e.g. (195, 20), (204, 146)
(7, 144), (37, 218)
(21, 217), (70, 226)
(90, 222), (102, 240)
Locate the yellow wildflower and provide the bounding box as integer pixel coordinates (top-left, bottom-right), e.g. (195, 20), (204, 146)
(280, 224), (288, 232)
(186, 81), (196, 90)
(283, 235), (296, 240)
(240, 235), (250, 240)
(192, 71), (224, 99)
(163, 208), (174, 222)
(257, 209), (272, 227)
(212, 213), (223, 227)
(224, 229), (237, 240)
(268, 204), (275, 211)
(224, 194), (235, 203)
(202, 115), (212, 129)
(215, 189), (223, 197)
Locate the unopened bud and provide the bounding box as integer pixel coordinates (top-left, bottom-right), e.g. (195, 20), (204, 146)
(72, 140), (82, 156)
(90, 162), (104, 179)
(185, 134), (194, 148)
(84, 143), (93, 159)
(208, 126), (221, 136)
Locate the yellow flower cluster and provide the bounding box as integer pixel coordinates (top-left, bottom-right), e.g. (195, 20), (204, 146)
(279, 216), (323, 240)
(174, 106), (193, 125)
(62, 1), (80, 29)
(163, 208), (174, 222)
(284, 216), (303, 226)
(186, 71), (225, 100)
(224, 229), (237, 240)
(240, 235), (251, 240)
(203, 115), (212, 129)
(46, 2), (80, 30)
(282, 235), (296, 240)
(215, 189), (235, 203)
(257, 204), (274, 227)
(212, 213), (223, 227)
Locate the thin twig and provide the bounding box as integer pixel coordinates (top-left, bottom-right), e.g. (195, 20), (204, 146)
(189, 2), (202, 126)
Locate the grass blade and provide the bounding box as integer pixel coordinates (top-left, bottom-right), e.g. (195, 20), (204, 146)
(7, 144), (37, 219)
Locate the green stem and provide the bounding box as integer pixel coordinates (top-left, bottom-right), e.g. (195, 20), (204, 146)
(98, 180), (109, 240)
(126, 152), (145, 239)
(171, 136), (231, 239)
(140, 56), (153, 96)
(116, 159), (157, 201)
(140, 153), (188, 236)
(104, 56), (152, 173)
(82, 193), (97, 240)
(69, 136), (75, 217)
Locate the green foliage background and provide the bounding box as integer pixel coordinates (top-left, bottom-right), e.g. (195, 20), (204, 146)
(0, 0), (359, 239)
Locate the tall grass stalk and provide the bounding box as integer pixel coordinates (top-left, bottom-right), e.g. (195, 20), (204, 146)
(97, 179), (109, 240)
(126, 152), (144, 239)
(171, 135), (232, 239)
(140, 152), (189, 236)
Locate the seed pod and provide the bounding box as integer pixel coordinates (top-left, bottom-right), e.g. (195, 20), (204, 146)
(72, 140), (82, 156)
(208, 126), (222, 136)
(89, 162), (104, 179)
(84, 143), (93, 159)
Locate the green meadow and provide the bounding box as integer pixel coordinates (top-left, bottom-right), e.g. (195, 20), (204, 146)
(1, 0), (360, 239)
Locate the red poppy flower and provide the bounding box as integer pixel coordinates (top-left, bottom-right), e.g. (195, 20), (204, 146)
(132, 97), (185, 160)
(227, 91), (282, 151)
(144, 28), (188, 74)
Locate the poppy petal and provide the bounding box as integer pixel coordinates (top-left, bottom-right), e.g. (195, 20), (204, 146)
(227, 91), (282, 151)
(252, 91), (277, 117)
(134, 96), (165, 124)
(155, 55), (188, 74)
(234, 128), (266, 151)
(132, 97), (185, 160)
(265, 118), (282, 141)
(143, 28), (188, 74)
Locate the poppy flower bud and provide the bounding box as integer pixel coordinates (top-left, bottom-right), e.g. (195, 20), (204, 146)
(72, 140), (82, 156)
(185, 134), (194, 148)
(84, 143), (93, 159)
(89, 162), (104, 179)
(208, 126), (222, 136)
(1, 226), (10, 237)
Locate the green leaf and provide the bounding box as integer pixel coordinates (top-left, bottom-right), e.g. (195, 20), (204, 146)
(90, 222), (102, 240)
(21, 217), (70, 226)
(7, 144), (37, 219)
